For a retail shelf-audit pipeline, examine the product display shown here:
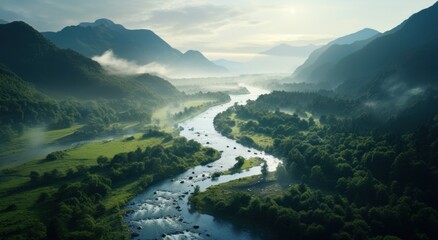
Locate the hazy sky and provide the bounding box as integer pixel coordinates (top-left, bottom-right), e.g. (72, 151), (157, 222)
(1, 0), (436, 61)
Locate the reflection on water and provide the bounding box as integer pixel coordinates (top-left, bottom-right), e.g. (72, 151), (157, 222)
(125, 86), (281, 239)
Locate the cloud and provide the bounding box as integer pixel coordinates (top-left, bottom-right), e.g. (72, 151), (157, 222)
(0, 0), (161, 31)
(92, 50), (169, 76)
(2, 0), (436, 62)
(143, 4), (241, 35)
(0, 7), (22, 21)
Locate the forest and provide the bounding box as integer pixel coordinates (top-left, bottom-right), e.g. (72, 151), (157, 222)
(191, 90), (438, 240)
(0, 62), (229, 143)
(2, 2), (438, 239)
(0, 130), (220, 239)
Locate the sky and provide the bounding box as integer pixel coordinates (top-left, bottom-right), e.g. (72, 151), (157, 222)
(1, 0), (437, 61)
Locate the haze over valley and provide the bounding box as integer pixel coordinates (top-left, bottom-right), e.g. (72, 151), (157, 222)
(0, 1), (437, 239)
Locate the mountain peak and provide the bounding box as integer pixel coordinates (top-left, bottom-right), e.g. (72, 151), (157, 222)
(1, 21), (56, 50)
(358, 28), (379, 34)
(184, 50), (204, 57)
(78, 18), (125, 30)
(43, 22), (226, 76)
(261, 44), (319, 57)
(183, 50), (211, 62)
(330, 28), (380, 45)
(95, 18), (115, 25)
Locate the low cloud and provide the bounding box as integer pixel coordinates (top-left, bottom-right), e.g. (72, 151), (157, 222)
(92, 50), (169, 76)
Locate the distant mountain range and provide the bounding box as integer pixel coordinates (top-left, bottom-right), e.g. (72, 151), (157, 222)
(212, 59), (245, 73)
(291, 2), (438, 99)
(261, 44), (319, 57)
(212, 44), (319, 74)
(292, 28), (380, 82)
(0, 21), (179, 99)
(42, 19), (226, 77)
(0, 19), (7, 24)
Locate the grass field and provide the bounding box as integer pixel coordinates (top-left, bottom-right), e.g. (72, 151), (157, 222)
(214, 173), (284, 197)
(223, 157), (263, 175)
(0, 124), (83, 159)
(190, 173), (284, 215)
(4, 134), (165, 180)
(0, 134), (170, 239)
(227, 113), (274, 149)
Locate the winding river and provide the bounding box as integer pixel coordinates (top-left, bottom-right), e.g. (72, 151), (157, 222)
(125, 86), (282, 240)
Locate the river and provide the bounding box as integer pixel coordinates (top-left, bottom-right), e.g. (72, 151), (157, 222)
(125, 86), (282, 240)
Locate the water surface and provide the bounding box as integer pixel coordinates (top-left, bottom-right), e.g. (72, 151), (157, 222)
(125, 86), (281, 240)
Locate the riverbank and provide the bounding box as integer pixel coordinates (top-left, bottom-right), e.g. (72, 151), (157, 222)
(222, 157), (264, 175)
(124, 86), (282, 239)
(0, 132), (221, 239)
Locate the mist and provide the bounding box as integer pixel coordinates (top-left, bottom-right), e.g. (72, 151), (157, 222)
(92, 50), (170, 76)
(362, 74), (427, 117)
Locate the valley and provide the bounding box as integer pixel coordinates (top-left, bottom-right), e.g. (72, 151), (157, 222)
(1, 2), (438, 240)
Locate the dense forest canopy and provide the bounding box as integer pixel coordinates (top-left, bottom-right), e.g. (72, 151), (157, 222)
(200, 90), (438, 240)
(1, 2), (438, 240)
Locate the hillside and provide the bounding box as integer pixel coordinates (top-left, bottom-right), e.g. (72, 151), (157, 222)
(296, 2), (438, 97)
(0, 21), (180, 100)
(0, 64), (57, 124)
(0, 21), (124, 98)
(292, 28), (380, 82)
(0, 64), (61, 142)
(43, 19), (226, 76)
(332, 2), (438, 96)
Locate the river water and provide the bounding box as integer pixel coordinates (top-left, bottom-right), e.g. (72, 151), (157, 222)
(125, 86), (281, 240)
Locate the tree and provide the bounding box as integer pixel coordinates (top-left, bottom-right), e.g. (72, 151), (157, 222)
(30, 171), (40, 182)
(193, 185), (200, 195)
(276, 164), (289, 186)
(261, 162), (268, 179)
(97, 156), (109, 167)
(234, 156), (245, 169)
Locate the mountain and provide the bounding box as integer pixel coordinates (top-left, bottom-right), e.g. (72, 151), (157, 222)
(322, 2), (438, 96)
(212, 44), (317, 74)
(0, 19), (7, 24)
(213, 59), (244, 72)
(329, 28), (381, 45)
(43, 19), (180, 65)
(0, 63), (59, 130)
(261, 44), (319, 57)
(0, 21), (120, 98)
(78, 18), (124, 30)
(0, 64), (48, 101)
(0, 21), (180, 99)
(176, 50), (224, 74)
(292, 28), (380, 81)
(42, 19), (225, 76)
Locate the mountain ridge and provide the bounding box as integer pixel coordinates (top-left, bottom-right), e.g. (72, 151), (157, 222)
(43, 19), (226, 77)
(291, 28), (380, 81)
(0, 21), (180, 100)
(327, 2), (438, 96)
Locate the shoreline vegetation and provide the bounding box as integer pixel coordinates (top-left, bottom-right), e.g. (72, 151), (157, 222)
(2, 3), (438, 239)
(0, 91), (231, 170)
(0, 83), (234, 239)
(191, 90), (438, 240)
(189, 173), (284, 237)
(222, 156), (264, 175)
(0, 129), (221, 239)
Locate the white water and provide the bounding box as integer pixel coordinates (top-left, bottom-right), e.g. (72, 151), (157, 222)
(125, 86), (281, 240)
